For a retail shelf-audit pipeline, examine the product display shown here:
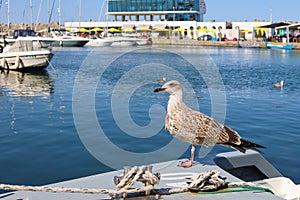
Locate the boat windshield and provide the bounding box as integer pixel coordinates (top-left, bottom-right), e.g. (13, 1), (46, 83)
(7, 39), (42, 52)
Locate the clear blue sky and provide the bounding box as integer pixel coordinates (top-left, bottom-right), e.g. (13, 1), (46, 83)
(0, 0), (299, 25)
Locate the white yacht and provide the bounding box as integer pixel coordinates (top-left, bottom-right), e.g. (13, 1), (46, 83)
(0, 38), (53, 71)
(31, 31), (90, 47)
(6, 29), (89, 48)
(86, 35), (151, 47)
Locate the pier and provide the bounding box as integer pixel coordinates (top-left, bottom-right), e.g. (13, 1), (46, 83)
(152, 37), (300, 50)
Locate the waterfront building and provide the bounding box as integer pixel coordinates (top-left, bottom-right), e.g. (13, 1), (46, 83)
(64, 0), (272, 40)
(107, 0), (207, 22)
(65, 19), (271, 40)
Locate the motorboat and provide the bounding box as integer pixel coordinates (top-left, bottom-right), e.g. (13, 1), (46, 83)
(238, 41), (260, 48)
(6, 29), (89, 48)
(31, 31), (90, 47)
(0, 150), (299, 199)
(86, 36), (151, 47)
(85, 37), (113, 46)
(45, 34), (90, 47)
(0, 37), (53, 71)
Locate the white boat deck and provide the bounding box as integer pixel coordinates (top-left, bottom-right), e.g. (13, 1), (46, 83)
(1, 151), (291, 200)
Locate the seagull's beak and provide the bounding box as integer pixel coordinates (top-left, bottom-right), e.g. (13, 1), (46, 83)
(154, 87), (166, 92)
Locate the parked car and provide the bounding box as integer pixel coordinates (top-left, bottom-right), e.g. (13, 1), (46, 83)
(197, 34), (212, 41)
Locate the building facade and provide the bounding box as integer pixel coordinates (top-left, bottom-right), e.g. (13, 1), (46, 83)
(107, 0), (206, 22)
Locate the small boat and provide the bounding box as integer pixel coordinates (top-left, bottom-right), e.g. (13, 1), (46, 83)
(41, 36), (89, 47)
(238, 41), (260, 48)
(265, 42), (293, 50)
(86, 36), (151, 47)
(36, 31), (90, 47)
(0, 150), (299, 199)
(48, 35), (89, 47)
(8, 29), (89, 48)
(0, 38), (53, 71)
(85, 37), (112, 46)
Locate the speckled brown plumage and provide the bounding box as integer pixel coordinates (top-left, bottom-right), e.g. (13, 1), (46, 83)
(154, 80), (265, 167)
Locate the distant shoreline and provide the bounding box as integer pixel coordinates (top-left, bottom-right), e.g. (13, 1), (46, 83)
(1, 23), (299, 50)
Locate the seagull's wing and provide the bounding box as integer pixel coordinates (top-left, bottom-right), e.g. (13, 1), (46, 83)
(184, 107), (242, 146)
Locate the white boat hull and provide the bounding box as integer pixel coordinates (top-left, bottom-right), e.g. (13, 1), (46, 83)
(39, 38), (89, 47)
(86, 37), (150, 47)
(1, 51), (53, 70)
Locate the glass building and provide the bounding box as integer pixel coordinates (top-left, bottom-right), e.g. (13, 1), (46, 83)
(107, 0), (206, 22)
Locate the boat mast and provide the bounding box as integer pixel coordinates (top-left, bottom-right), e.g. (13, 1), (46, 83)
(0, 1), (2, 31)
(21, 0), (27, 28)
(30, 0), (33, 29)
(79, 0), (81, 30)
(57, 0), (61, 29)
(35, 0), (43, 31)
(47, 0), (55, 32)
(106, 0), (108, 32)
(98, 0), (105, 21)
(7, 0), (10, 29)
(48, 0), (50, 32)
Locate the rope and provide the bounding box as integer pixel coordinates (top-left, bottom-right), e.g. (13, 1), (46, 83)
(0, 184), (112, 194)
(186, 170), (273, 194)
(115, 166), (160, 188)
(43, 53), (57, 75)
(188, 170), (225, 191)
(0, 167), (274, 198)
(113, 166), (160, 197)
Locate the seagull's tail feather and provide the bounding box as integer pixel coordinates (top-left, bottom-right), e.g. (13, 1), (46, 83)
(240, 139), (266, 152)
(223, 139), (266, 153)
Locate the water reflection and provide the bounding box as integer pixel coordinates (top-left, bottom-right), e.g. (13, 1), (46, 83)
(0, 70), (54, 134)
(0, 70), (54, 98)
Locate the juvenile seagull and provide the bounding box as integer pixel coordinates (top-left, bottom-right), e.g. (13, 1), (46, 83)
(154, 80), (265, 168)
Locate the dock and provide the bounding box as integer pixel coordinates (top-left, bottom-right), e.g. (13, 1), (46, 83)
(152, 38), (300, 50)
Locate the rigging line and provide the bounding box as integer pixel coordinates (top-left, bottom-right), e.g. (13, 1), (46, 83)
(44, 53), (57, 75)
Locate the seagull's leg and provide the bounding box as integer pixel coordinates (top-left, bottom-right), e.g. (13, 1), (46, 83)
(179, 145), (195, 168)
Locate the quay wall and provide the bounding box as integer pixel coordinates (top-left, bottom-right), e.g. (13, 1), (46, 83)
(151, 38), (300, 50)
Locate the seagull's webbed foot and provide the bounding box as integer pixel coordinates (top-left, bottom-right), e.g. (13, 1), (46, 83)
(179, 145), (196, 168)
(179, 160), (193, 168)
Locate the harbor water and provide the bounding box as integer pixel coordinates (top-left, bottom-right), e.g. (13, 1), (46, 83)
(0, 46), (300, 186)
